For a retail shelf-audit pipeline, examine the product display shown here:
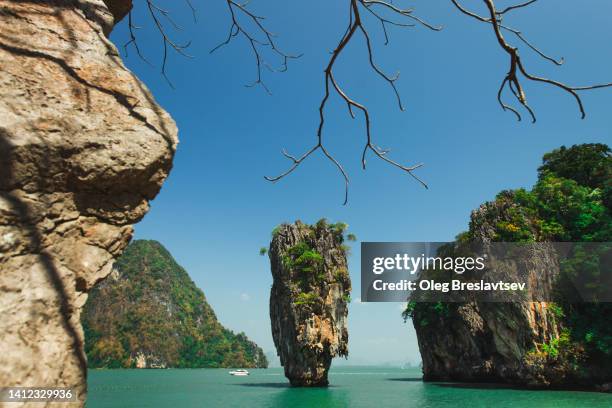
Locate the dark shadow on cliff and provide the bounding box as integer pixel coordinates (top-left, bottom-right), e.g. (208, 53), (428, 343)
(129, 70), (176, 149)
(0, 1), (174, 395)
(0, 34), (174, 149)
(0, 6), (175, 223)
(0, 129), (88, 380)
(1, 1), (115, 35)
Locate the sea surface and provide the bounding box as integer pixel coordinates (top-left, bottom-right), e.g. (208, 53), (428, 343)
(87, 366), (612, 408)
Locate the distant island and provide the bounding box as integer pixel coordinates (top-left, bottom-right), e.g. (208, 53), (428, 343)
(82, 240), (267, 369)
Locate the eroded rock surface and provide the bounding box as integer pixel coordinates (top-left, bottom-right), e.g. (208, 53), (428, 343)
(411, 200), (566, 386)
(411, 145), (612, 390)
(0, 0), (177, 405)
(269, 220), (351, 386)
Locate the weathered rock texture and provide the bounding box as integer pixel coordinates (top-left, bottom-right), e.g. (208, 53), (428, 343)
(0, 0), (177, 405)
(411, 144), (612, 390)
(412, 201), (574, 387)
(269, 220), (351, 386)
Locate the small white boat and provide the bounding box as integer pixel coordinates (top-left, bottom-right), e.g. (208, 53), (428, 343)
(229, 369), (249, 376)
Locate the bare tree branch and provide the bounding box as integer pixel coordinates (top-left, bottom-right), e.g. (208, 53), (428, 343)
(362, 0), (442, 31)
(145, 0), (193, 88)
(451, 0), (612, 122)
(123, 11), (151, 65)
(185, 0), (197, 22)
(265, 0), (434, 204)
(497, 0), (538, 15)
(211, 0), (302, 94)
(123, 1), (195, 88)
(121, 0), (612, 204)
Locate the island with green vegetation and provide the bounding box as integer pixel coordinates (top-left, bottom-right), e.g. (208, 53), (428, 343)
(407, 144), (611, 390)
(268, 219), (353, 386)
(82, 240), (267, 369)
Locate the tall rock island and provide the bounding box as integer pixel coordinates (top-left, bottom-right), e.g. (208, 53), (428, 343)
(410, 211), (563, 385)
(0, 0), (176, 404)
(409, 144), (612, 390)
(82, 240), (268, 369)
(269, 220), (352, 386)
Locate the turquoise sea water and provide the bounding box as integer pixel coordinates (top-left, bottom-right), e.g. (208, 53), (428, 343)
(87, 366), (612, 408)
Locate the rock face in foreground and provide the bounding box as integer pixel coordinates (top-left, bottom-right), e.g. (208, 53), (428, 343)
(269, 220), (351, 386)
(0, 0), (177, 404)
(82, 240), (268, 369)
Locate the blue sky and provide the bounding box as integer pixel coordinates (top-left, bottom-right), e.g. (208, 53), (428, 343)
(110, 0), (612, 365)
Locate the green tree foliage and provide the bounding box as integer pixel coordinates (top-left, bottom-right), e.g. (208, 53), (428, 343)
(275, 219), (353, 310)
(282, 241), (326, 285)
(294, 292), (319, 306)
(539, 143), (611, 209)
(539, 143), (611, 189)
(488, 145), (612, 365)
(480, 174), (609, 243)
(82, 240), (268, 369)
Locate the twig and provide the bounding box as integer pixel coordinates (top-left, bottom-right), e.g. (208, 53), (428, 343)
(123, 1), (195, 87)
(450, 0), (612, 122)
(266, 0), (435, 204)
(123, 11), (151, 65)
(211, 0), (302, 94)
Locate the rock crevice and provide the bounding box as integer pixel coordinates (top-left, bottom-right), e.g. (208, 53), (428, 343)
(412, 201), (563, 385)
(269, 220), (351, 386)
(0, 1), (177, 404)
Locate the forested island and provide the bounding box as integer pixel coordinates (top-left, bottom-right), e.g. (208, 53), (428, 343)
(82, 240), (267, 369)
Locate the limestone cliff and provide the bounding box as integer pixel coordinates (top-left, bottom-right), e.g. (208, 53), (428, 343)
(411, 204), (563, 385)
(82, 240), (268, 369)
(0, 0), (177, 405)
(269, 220), (351, 386)
(410, 144), (612, 389)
